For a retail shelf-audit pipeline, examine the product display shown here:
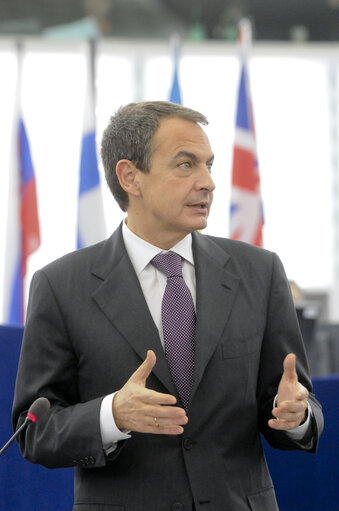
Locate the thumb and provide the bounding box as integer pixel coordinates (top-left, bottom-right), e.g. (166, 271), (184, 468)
(282, 353), (298, 383)
(129, 350), (156, 386)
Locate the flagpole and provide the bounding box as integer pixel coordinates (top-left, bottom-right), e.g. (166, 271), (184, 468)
(170, 33), (181, 61)
(238, 18), (252, 58)
(88, 39), (97, 116)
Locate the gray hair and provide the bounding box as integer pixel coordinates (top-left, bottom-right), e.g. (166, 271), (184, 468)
(100, 101), (208, 211)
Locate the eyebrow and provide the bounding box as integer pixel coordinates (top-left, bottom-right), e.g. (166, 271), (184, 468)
(172, 150), (215, 165)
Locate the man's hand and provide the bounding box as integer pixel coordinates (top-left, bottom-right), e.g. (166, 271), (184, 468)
(268, 353), (309, 431)
(113, 350), (188, 435)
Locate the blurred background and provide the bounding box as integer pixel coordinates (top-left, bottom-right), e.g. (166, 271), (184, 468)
(0, 5), (338, 511)
(1, 0), (339, 375)
(0, 0), (338, 41)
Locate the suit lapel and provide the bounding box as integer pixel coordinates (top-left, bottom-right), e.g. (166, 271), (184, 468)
(91, 225), (177, 397)
(190, 232), (240, 404)
(90, 225), (240, 405)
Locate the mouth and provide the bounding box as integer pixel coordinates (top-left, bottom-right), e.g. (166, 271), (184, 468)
(187, 201), (209, 209)
(186, 201), (209, 214)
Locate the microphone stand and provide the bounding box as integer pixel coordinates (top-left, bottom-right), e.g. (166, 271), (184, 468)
(0, 417), (30, 457)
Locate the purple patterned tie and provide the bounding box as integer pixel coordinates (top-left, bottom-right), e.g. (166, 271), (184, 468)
(151, 252), (195, 408)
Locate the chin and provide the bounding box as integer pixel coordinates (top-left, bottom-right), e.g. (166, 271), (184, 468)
(191, 220), (208, 233)
(198, 217), (208, 228)
(178, 216), (209, 236)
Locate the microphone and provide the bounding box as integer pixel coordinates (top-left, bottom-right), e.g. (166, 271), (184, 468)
(0, 397), (50, 457)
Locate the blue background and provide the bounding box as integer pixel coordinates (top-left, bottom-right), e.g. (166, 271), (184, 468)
(0, 325), (337, 510)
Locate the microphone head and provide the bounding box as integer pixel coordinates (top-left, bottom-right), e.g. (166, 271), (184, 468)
(27, 397), (51, 423)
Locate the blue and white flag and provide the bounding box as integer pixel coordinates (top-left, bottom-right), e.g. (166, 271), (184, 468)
(4, 65), (40, 325)
(3, 50), (40, 325)
(169, 37), (182, 104)
(77, 45), (106, 249)
(3, 113), (22, 324)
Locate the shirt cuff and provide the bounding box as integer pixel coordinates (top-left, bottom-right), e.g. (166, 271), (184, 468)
(273, 395), (313, 441)
(100, 392), (131, 454)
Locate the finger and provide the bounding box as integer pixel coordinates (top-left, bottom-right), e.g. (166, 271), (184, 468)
(273, 400), (307, 416)
(129, 350), (157, 385)
(140, 387), (178, 406)
(148, 414), (188, 429)
(296, 384), (309, 401)
(145, 405), (187, 420)
(282, 353), (298, 383)
(268, 417), (304, 431)
(151, 425), (185, 435)
(272, 409), (306, 422)
(126, 415), (186, 435)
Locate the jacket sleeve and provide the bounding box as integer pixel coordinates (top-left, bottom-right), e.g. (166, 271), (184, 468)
(12, 269), (124, 469)
(257, 252), (324, 453)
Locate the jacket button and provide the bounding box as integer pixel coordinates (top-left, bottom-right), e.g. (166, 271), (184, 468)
(183, 438), (193, 450)
(89, 456), (95, 464)
(171, 503), (184, 511)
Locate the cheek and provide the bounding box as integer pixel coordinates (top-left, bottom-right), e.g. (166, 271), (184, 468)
(145, 180), (192, 213)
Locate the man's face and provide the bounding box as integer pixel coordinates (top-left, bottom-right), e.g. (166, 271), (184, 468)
(130, 117), (215, 248)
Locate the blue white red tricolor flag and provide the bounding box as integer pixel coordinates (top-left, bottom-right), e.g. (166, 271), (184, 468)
(169, 36), (182, 104)
(3, 50), (40, 324)
(77, 42), (106, 249)
(229, 19), (264, 247)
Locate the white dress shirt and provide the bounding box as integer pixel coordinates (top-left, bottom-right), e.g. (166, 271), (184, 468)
(100, 221), (311, 451)
(100, 221), (195, 451)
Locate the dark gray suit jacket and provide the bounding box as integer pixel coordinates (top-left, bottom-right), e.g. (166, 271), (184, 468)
(12, 225), (323, 511)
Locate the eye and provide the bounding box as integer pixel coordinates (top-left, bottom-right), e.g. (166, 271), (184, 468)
(207, 163), (213, 173)
(178, 161), (192, 169)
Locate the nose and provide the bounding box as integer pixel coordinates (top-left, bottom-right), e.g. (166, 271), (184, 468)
(196, 165), (215, 192)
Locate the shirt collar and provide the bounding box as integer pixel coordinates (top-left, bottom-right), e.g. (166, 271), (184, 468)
(122, 220), (194, 276)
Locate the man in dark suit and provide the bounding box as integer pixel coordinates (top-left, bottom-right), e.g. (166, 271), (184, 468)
(13, 101), (323, 511)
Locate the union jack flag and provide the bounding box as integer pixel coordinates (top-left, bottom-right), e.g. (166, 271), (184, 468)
(229, 19), (264, 247)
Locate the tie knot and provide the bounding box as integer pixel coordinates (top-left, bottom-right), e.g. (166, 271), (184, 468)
(151, 252), (183, 278)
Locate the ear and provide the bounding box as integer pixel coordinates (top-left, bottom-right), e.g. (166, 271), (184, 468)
(115, 159), (141, 197)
